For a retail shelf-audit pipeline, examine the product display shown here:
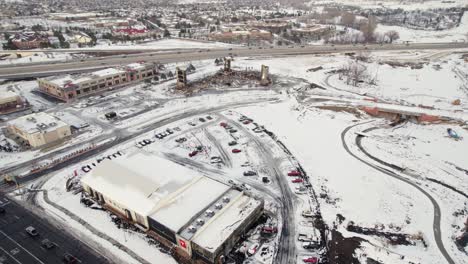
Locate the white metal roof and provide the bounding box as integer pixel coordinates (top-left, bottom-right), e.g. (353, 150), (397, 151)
(149, 176), (230, 232)
(80, 151), (234, 226)
(192, 194), (262, 252)
(81, 151), (196, 217)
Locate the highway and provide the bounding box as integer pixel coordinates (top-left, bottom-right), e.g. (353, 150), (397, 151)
(1, 42), (467, 79)
(341, 121), (455, 264)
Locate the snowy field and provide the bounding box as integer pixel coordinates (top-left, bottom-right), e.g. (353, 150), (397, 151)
(0, 52), (74, 65)
(308, 0), (468, 10)
(4, 48), (468, 264)
(89, 38), (236, 50)
(376, 11), (468, 43)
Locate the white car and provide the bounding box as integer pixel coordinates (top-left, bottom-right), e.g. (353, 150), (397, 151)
(302, 210), (314, 218)
(247, 243), (260, 256)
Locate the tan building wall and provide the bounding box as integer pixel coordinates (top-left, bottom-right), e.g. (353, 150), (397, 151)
(8, 123), (71, 147)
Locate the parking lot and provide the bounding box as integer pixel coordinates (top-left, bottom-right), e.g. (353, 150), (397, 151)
(0, 195), (109, 264)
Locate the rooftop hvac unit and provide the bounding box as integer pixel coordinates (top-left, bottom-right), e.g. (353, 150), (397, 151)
(48, 122), (57, 127)
(214, 203), (223, 210)
(222, 197), (230, 203)
(196, 219), (205, 226)
(27, 117), (36, 122)
(37, 123), (48, 129)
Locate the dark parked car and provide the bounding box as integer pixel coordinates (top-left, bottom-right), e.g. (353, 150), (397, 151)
(41, 239), (55, 249)
(189, 150), (198, 157)
(243, 171), (257, 176)
(232, 149), (241, 153)
(199, 118), (206, 122)
(228, 141), (237, 146)
(0, 207), (5, 214)
(63, 253), (78, 264)
(104, 112), (117, 120)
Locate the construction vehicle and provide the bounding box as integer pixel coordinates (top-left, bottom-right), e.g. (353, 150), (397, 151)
(3, 175), (16, 185)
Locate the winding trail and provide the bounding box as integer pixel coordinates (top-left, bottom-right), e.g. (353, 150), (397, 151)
(341, 121), (455, 264)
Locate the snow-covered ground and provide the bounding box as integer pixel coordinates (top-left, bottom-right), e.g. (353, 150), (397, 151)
(309, 0), (467, 10)
(89, 38), (236, 50)
(326, 54), (468, 110)
(236, 101), (446, 263)
(376, 11), (468, 43)
(4, 48), (468, 263)
(0, 52), (73, 65)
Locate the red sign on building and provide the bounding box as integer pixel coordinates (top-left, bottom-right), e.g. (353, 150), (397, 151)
(179, 239), (187, 249)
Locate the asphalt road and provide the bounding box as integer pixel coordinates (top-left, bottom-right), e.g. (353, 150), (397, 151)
(1, 42), (467, 79)
(0, 195), (109, 264)
(341, 122), (455, 264)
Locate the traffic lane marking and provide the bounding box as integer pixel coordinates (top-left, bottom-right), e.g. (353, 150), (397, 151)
(0, 230), (45, 264)
(0, 246), (22, 264)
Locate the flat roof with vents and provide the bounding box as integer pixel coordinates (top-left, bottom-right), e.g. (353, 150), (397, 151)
(7, 112), (69, 134)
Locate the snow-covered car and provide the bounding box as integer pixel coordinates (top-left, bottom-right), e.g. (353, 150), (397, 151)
(188, 122), (196, 126)
(298, 233), (315, 242)
(25, 226), (38, 237)
(295, 189), (307, 195)
(240, 183), (251, 190)
(301, 210), (314, 218)
(232, 149), (242, 153)
(247, 243), (260, 256)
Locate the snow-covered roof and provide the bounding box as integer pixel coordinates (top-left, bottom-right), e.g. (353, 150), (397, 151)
(126, 63), (146, 71)
(81, 151), (196, 217)
(81, 151), (233, 225)
(192, 193), (262, 252)
(0, 90), (19, 104)
(92, 68), (125, 77)
(8, 112), (68, 134)
(150, 176), (230, 232)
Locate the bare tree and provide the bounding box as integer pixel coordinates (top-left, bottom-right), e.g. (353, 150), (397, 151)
(385, 30), (400, 43)
(360, 15), (378, 43)
(340, 60), (369, 86)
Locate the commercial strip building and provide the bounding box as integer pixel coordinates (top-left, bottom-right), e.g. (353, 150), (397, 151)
(6, 112), (71, 148)
(81, 152), (264, 264)
(37, 62), (156, 102)
(209, 28), (272, 43)
(0, 90), (27, 114)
